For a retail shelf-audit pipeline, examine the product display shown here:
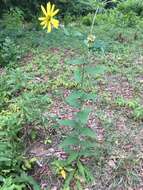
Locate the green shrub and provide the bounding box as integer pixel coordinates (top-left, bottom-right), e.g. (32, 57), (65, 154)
(0, 0), (96, 19)
(1, 8), (24, 33)
(63, 14), (76, 25)
(117, 0), (143, 17)
(95, 8), (141, 27)
(0, 177), (25, 190)
(82, 13), (93, 26)
(0, 37), (21, 67)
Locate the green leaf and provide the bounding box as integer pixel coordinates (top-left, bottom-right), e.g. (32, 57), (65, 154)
(66, 91), (96, 108)
(63, 28), (70, 36)
(15, 173), (40, 190)
(79, 127), (96, 138)
(76, 109), (91, 125)
(72, 31), (83, 37)
(63, 171), (74, 189)
(77, 161), (85, 179)
(66, 58), (84, 65)
(93, 40), (107, 53)
(66, 152), (78, 164)
(79, 150), (96, 157)
(85, 65), (106, 76)
(76, 181), (83, 190)
(58, 119), (76, 128)
(60, 137), (79, 148)
(84, 166), (94, 182)
(74, 68), (82, 83)
(0, 175), (4, 182)
(66, 91), (84, 108)
(84, 92), (97, 101)
(79, 141), (96, 149)
(0, 157), (11, 162)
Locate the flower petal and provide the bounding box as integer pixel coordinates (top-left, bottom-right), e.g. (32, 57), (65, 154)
(51, 18), (59, 28)
(51, 9), (59, 16)
(43, 24), (47, 29)
(60, 169), (66, 179)
(51, 4), (55, 13)
(41, 5), (47, 16)
(40, 20), (47, 26)
(38, 17), (46, 21)
(48, 23), (52, 33)
(47, 2), (51, 13)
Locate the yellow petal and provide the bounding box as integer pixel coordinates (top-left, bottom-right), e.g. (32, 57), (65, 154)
(47, 2), (51, 13)
(48, 23), (52, 33)
(38, 17), (46, 21)
(43, 24), (47, 29)
(41, 5), (47, 16)
(40, 20), (47, 26)
(51, 18), (59, 28)
(60, 169), (66, 179)
(51, 9), (59, 16)
(51, 4), (55, 13)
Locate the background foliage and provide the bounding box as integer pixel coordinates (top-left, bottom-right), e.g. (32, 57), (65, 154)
(0, 0), (117, 19)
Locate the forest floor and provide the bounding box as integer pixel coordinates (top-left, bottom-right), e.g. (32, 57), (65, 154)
(1, 21), (143, 189)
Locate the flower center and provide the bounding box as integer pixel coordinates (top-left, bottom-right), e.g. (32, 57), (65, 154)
(46, 15), (51, 22)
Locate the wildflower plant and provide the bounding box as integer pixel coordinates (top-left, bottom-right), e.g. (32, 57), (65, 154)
(38, 1), (114, 189)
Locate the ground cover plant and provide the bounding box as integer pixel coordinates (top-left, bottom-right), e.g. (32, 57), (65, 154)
(0, 0), (143, 189)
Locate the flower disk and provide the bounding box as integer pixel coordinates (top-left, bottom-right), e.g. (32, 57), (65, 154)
(38, 2), (59, 33)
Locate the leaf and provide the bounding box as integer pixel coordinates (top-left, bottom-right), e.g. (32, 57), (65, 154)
(84, 92), (97, 101)
(66, 152), (79, 164)
(80, 127), (96, 138)
(72, 31), (83, 38)
(58, 119), (76, 128)
(77, 161), (85, 179)
(15, 172), (40, 190)
(79, 150), (96, 157)
(74, 68), (82, 83)
(76, 109), (91, 125)
(66, 91), (84, 108)
(108, 160), (116, 169)
(0, 175), (4, 182)
(84, 166), (94, 182)
(76, 181), (83, 190)
(85, 65), (106, 76)
(63, 171), (74, 189)
(0, 157), (11, 162)
(79, 141), (96, 149)
(66, 57), (84, 65)
(60, 137), (79, 149)
(93, 40), (107, 52)
(63, 28), (70, 36)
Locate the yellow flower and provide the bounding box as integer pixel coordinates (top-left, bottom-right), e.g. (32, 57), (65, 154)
(38, 2), (59, 33)
(60, 169), (66, 179)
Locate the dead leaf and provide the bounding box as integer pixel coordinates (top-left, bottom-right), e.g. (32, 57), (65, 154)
(108, 160), (116, 169)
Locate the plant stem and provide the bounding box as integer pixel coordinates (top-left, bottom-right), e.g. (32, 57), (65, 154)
(90, 7), (99, 34)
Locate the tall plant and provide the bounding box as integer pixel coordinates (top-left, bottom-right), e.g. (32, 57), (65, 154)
(38, 1), (114, 189)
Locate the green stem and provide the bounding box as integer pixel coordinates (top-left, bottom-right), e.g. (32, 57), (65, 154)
(90, 6), (99, 34)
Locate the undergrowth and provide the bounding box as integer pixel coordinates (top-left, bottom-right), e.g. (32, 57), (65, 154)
(0, 1), (143, 189)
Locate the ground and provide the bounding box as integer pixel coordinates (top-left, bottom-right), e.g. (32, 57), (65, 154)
(1, 20), (143, 189)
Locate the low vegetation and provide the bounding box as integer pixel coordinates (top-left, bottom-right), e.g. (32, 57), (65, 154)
(0, 0), (143, 189)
